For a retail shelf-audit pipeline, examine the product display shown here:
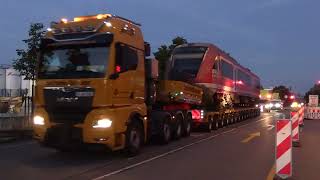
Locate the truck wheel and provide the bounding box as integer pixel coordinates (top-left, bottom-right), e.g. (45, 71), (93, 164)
(205, 118), (213, 132)
(183, 114), (192, 137)
(125, 120), (143, 156)
(159, 118), (171, 144)
(218, 116), (224, 128)
(213, 117), (218, 130)
(174, 115), (183, 140)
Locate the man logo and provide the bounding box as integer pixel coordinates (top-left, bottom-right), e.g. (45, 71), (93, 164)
(56, 97), (79, 103)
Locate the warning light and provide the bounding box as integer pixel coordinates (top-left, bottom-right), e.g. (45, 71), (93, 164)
(116, 66), (121, 73)
(61, 18), (68, 24)
(267, 94), (272, 99)
(236, 80), (243, 85)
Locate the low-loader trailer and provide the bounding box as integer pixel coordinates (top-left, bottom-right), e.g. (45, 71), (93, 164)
(33, 13), (260, 154)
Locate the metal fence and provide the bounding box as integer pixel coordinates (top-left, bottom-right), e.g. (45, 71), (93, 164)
(0, 89), (29, 97)
(0, 96), (32, 132)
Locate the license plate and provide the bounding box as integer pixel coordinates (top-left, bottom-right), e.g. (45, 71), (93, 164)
(75, 91), (94, 97)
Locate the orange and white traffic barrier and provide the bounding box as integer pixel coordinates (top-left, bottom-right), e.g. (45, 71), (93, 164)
(298, 107), (305, 126)
(276, 119), (292, 179)
(305, 107), (320, 119)
(291, 111), (300, 146)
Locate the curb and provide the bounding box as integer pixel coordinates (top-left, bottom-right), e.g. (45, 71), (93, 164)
(0, 136), (17, 143)
(0, 130), (33, 144)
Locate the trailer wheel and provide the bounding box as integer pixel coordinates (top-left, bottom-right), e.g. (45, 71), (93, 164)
(159, 117), (171, 144)
(125, 120), (143, 156)
(173, 114), (183, 139)
(183, 114), (192, 137)
(213, 116), (218, 130)
(224, 114), (229, 126)
(218, 115), (224, 128)
(205, 117), (213, 132)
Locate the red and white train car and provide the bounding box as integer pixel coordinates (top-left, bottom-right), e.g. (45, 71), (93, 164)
(169, 43), (260, 106)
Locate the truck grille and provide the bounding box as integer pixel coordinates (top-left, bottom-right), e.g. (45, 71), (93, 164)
(43, 87), (94, 124)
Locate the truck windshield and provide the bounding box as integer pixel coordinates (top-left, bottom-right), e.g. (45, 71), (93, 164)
(38, 46), (109, 79)
(170, 47), (207, 80)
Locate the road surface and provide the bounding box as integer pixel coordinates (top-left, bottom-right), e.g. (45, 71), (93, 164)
(0, 113), (318, 180)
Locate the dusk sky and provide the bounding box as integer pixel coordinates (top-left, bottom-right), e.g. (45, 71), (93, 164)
(0, 0), (319, 93)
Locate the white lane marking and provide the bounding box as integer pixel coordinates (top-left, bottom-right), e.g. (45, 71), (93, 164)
(237, 116), (272, 128)
(93, 116), (272, 180)
(190, 134), (204, 137)
(0, 141), (36, 150)
(267, 125), (275, 131)
(92, 129), (236, 180)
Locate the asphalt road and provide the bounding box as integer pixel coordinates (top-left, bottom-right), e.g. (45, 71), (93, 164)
(1, 112), (317, 180)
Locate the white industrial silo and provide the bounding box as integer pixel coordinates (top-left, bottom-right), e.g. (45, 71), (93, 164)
(0, 68), (6, 96)
(0, 68), (6, 89)
(21, 76), (33, 96)
(6, 68), (22, 96)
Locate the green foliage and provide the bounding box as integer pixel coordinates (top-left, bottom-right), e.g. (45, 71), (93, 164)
(305, 84), (320, 103)
(13, 23), (45, 80)
(153, 36), (188, 79)
(272, 85), (290, 100)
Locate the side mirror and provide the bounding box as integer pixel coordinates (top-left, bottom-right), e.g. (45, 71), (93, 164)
(144, 42), (151, 57)
(109, 73), (119, 80)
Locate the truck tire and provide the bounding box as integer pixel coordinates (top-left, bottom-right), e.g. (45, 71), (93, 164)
(173, 114), (183, 140)
(159, 117), (171, 144)
(205, 117), (213, 132)
(125, 120), (143, 156)
(213, 116), (218, 130)
(182, 114), (192, 137)
(218, 115), (224, 128)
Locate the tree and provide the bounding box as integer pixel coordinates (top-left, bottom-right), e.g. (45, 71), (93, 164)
(154, 36), (188, 79)
(272, 85), (290, 100)
(13, 23), (45, 80)
(305, 84), (320, 103)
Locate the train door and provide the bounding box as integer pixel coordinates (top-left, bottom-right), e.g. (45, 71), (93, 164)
(212, 56), (220, 82)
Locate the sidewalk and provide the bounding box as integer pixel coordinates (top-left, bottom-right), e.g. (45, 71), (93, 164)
(293, 119), (320, 179)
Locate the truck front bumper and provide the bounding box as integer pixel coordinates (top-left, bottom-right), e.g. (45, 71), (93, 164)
(33, 107), (126, 151)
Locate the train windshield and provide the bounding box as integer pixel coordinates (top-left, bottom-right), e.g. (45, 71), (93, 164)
(38, 45), (109, 79)
(171, 47), (207, 78)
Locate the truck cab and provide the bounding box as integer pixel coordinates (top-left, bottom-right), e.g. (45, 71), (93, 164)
(33, 14), (149, 152)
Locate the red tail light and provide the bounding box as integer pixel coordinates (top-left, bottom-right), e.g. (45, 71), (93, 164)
(116, 65), (121, 73)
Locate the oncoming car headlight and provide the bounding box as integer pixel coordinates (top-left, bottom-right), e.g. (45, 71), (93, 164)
(93, 119), (112, 128)
(275, 103), (281, 108)
(33, 116), (45, 125)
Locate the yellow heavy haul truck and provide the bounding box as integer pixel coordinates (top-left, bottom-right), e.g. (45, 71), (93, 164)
(33, 14), (260, 154)
(33, 14), (203, 154)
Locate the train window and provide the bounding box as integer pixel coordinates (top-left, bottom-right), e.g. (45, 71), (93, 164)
(174, 46), (208, 54)
(213, 60), (219, 70)
(221, 60), (233, 79)
(255, 79), (260, 89)
(238, 70), (251, 86)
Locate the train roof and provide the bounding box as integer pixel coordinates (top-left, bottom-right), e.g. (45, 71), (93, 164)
(177, 43), (260, 80)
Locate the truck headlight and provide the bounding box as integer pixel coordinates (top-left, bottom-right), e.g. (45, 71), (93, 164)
(93, 119), (112, 128)
(33, 116), (45, 125)
(275, 103), (281, 108)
